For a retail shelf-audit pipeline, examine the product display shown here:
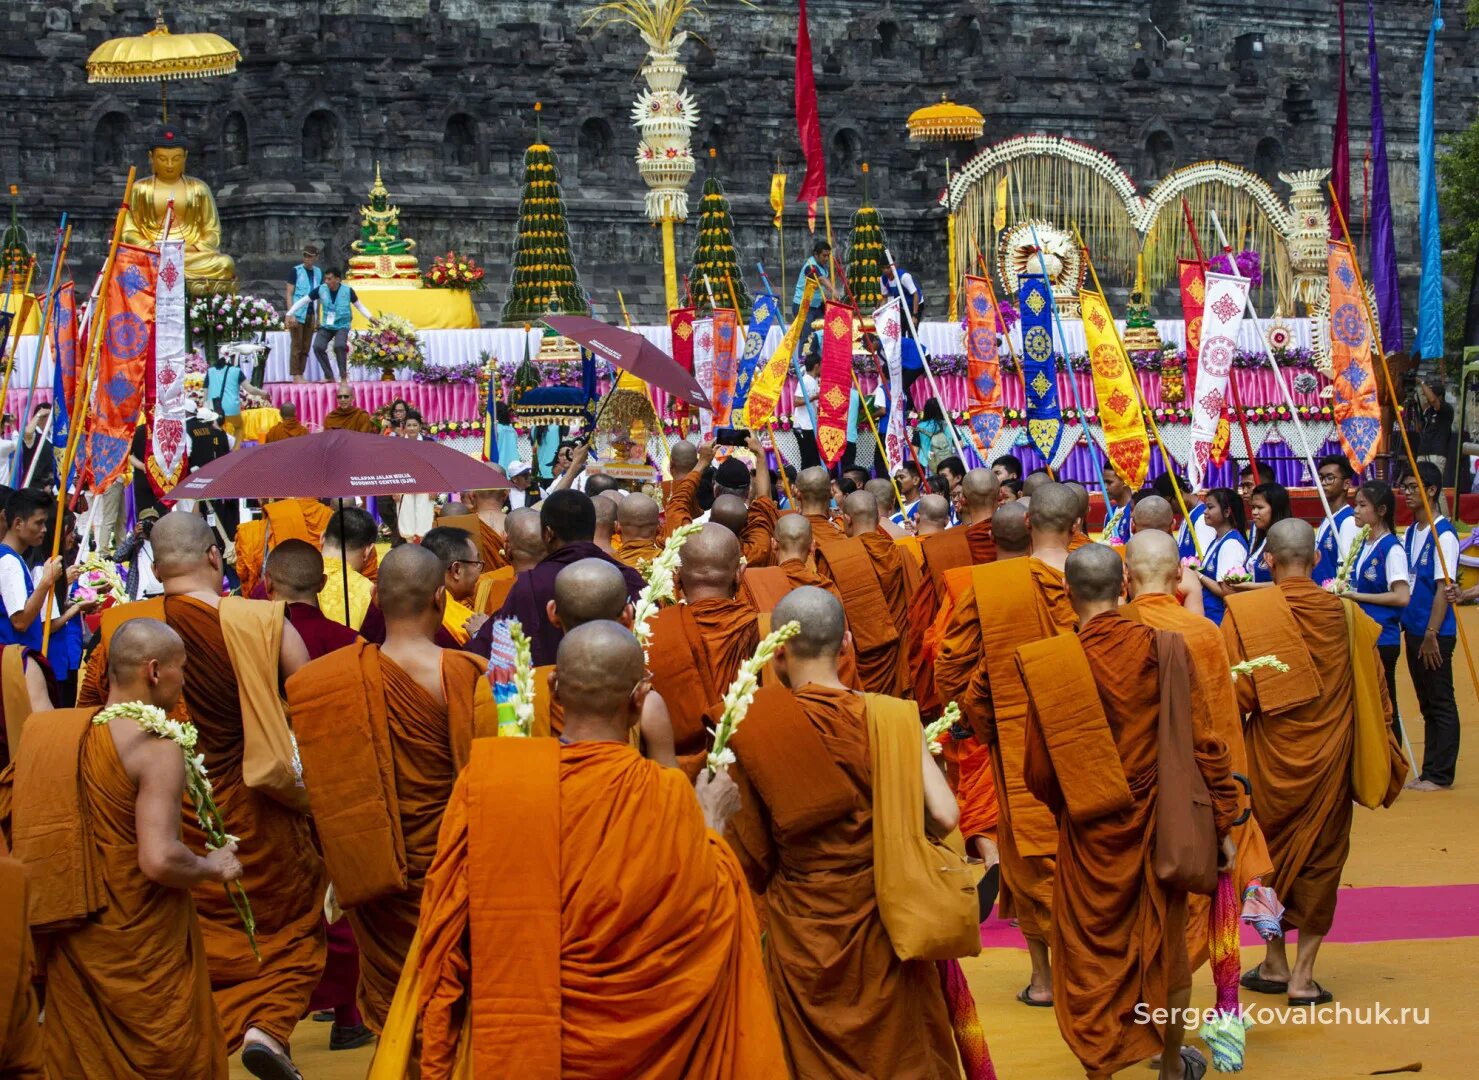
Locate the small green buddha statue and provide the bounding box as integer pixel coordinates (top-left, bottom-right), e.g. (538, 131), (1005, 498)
(347, 163), (419, 281)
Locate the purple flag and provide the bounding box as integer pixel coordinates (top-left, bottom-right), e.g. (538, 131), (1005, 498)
(1366, 0), (1402, 354)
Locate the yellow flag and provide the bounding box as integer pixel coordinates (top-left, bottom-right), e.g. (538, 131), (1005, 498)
(1079, 289), (1150, 489)
(993, 172), (1009, 232)
(745, 279), (816, 428)
(770, 173), (787, 229)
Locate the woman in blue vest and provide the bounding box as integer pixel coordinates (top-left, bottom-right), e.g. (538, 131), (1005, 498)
(1245, 482), (1292, 584)
(1348, 480), (1410, 743)
(284, 267), (377, 382)
(1193, 487), (1249, 626)
(1400, 461), (1461, 790)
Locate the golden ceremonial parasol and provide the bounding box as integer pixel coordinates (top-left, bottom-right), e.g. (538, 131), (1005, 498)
(906, 95), (985, 320)
(86, 14), (241, 123)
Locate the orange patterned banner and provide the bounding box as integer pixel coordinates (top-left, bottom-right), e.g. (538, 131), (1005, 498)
(1327, 241), (1381, 470)
(86, 244), (156, 494)
(1178, 259), (1205, 386)
(962, 274), (1004, 459)
(1079, 289), (1149, 488)
(817, 300), (854, 468)
(710, 307), (739, 427)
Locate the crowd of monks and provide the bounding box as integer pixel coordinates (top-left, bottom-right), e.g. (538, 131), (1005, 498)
(0, 437), (1409, 1080)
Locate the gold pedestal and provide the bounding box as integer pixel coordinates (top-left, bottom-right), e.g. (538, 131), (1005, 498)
(347, 253), (421, 282)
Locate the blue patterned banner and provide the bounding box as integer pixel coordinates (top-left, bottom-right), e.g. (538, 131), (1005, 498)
(731, 293), (781, 418)
(1016, 273), (1063, 462)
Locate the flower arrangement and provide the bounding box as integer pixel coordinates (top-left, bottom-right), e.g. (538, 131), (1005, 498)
(69, 554), (123, 607)
(183, 349), (209, 407)
(92, 702), (258, 958)
(1180, 555), (1202, 574)
(188, 294), (282, 340)
(423, 250), (487, 292)
(1208, 249), (1263, 288)
(412, 360), (487, 385)
(922, 701), (962, 757)
(707, 620), (801, 773)
(1323, 525), (1370, 594)
(349, 314), (426, 377)
(1219, 564), (1253, 585)
(631, 521), (703, 657)
(1230, 655), (1290, 680)
(487, 620), (535, 736)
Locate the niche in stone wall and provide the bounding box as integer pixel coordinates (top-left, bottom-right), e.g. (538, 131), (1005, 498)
(93, 111), (131, 177)
(830, 128), (863, 180)
(302, 110), (340, 171)
(1254, 136), (1284, 187)
(877, 20), (899, 60)
(1140, 129), (1176, 187)
(444, 114), (478, 170)
(579, 117), (613, 178)
(222, 112), (250, 172)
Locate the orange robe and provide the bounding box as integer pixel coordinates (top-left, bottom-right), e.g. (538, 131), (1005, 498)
(935, 559), (1075, 940)
(907, 522), (995, 712)
(287, 645), (490, 1031)
(473, 565), (517, 615)
(362, 544), (380, 582)
(1021, 614), (1240, 1078)
(437, 514), (509, 574)
(1067, 530), (1091, 551)
(803, 510), (846, 551)
(647, 598), (759, 778)
(816, 533), (912, 697)
(738, 561), (862, 690)
(727, 685), (959, 1079)
(413, 739), (785, 1078)
(1126, 593), (1274, 968)
(13, 713), (227, 1077)
(660, 470), (702, 538)
(263, 419), (309, 443)
(1222, 579), (1389, 935)
(235, 498), (332, 597)
(322, 406), (375, 433)
(614, 536), (663, 570)
(0, 855), (42, 1078)
(79, 598), (325, 1050)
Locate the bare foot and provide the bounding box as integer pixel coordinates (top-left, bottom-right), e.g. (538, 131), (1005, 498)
(1404, 779), (1447, 792)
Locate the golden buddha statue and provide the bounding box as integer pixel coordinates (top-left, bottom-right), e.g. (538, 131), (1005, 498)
(121, 126), (236, 295)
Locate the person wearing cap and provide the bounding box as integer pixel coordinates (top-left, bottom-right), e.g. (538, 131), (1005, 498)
(185, 405), (239, 540)
(285, 267), (378, 382)
(284, 245), (324, 383)
(506, 460), (534, 509)
(112, 507), (164, 600)
(120, 125), (237, 289)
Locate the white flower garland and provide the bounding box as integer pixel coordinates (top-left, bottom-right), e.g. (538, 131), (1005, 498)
(1229, 655), (1290, 681)
(706, 620), (800, 774)
(631, 521), (703, 658)
(922, 701), (962, 757)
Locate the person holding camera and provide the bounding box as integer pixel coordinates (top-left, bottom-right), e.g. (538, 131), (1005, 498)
(113, 507), (164, 601)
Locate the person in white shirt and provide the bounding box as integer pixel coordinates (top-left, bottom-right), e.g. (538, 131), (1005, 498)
(1314, 454), (1360, 582)
(505, 461), (534, 509)
(284, 266), (378, 381)
(793, 355), (823, 469)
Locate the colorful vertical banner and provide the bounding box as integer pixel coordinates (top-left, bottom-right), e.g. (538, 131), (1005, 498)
(769, 173), (787, 230)
(1328, 241), (1382, 469)
(872, 296), (906, 472)
(794, 0), (827, 220)
(710, 307), (739, 427)
(744, 279), (815, 429)
(732, 293), (780, 417)
(1178, 258), (1205, 389)
(1366, 0), (1402, 355)
(48, 282), (76, 483)
(961, 275), (1004, 460)
(1414, 0), (1443, 359)
(1186, 271), (1250, 488)
(1330, 0), (1350, 238)
(668, 306), (695, 435)
(1079, 289), (1150, 488)
(147, 238), (189, 495)
(86, 244), (156, 495)
(816, 300), (853, 468)
(691, 316), (716, 439)
(1016, 273), (1063, 463)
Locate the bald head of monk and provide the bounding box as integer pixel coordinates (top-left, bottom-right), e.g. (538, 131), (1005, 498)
(864, 478), (896, 518)
(1264, 517), (1317, 579)
(1025, 482), (1078, 548)
(593, 492), (619, 551)
(548, 557), (632, 632)
(772, 586), (849, 687)
(1064, 481), (1091, 533)
(678, 522), (743, 600)
(552, 620), (648, 737)
(149, 510), (222, 588)
(841, 490), (878, 538)
(1022, 468), (1052, 498)
(961, 467), (1000, 524)
(797, 466), (832, 515)
(1065, 542), (1125, 620)
(106, 617), (187, 711)
(992, 500), (1030, 558)
(710, 494), (750, 538)
(616, 492), (659, 542)
(1125, 530), (1181, 598)
(772, 512), (815, 565)
(916, 494), (950, 536)
(262, 538), (326, 604)
(376, 543), (445, 635)
(669, 439), (699, 477)
(505, 508), (546, 572)
(467, 478), (509, 512)
(278, 401), (297, 422)
(1132, 494), (1176, 535)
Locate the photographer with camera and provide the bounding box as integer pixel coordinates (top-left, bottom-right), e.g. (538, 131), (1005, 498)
(113, 507), (164, 601)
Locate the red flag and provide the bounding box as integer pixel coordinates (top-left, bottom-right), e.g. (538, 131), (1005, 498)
(86, 244), (156, 495)
(1177, 259), (1205, 392)
(816, 301), (853, 468)
(1329, 0), (1350, 237)
(794, 0), (827, 214)
(668, 307), (695, 435)
(710, 308), (739, 427)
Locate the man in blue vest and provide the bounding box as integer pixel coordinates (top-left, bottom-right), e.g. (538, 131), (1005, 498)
(285, 267), (378, 382)
(283, 245), (323, 383)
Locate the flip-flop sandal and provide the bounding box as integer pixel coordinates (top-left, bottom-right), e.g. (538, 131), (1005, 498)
(1288, 983), (1334, 1007)
(241, 1042), (302, 1080)
(1179, 1046), (1208, 1080)
(1016, 984), (1053, 1007)
(1239, 965), (1288, 994)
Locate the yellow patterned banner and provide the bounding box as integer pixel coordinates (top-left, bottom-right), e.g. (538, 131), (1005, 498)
(1079, 289), (1150, 489)
(770, 173), (787, 229)
(744, 279), (816, 428)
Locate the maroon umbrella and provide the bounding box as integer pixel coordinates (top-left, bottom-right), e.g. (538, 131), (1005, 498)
(167, 428), (510, 501)
(542, 315), (711, 411)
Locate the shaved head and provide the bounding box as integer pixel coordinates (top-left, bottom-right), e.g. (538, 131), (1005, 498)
(107, 617), (185, 682)
(917, 494), (950, 533)
(961, 468), (1000, 520)
(992, 500), (1030, 555)
(842, 490), (878, 536)
(150, 511), (217, 578)
(864, 478), (896, 517)
(1026, 482), (1078, 535)
(678, 522), (742, 596)
(1023, 469), (1053, 498)
(1064, 481), (1090, 528)
(376, 543), (444, 619)
(553, 558), (629, 628)
(669, 440), (699, 475)
(1065, 542), (1125, 604)
(1132, 495), (1175, 534)
(774, 513), (814, 562)
(773, 586), (846, 659)
(710, 494), (750, 537)
(505, 508), (545, 571)
(554, 621), (645, 724)
(593, 491), (619, 534)
(279, 401), (297, 420)
(797, 466), (832, 511)
(263, 538), (324, 599)
(617, 492), (659, 540)
(1265, 517), (1317, 572)
(1125, 530), (1180, 595)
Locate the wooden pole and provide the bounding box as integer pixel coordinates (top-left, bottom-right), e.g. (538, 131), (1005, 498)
(850, 368), (908, 516)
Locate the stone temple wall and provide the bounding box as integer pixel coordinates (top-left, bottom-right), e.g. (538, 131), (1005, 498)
(1, 0), (1475, 334)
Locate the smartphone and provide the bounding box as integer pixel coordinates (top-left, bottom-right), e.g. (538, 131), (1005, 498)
(714, 426), (751, 447)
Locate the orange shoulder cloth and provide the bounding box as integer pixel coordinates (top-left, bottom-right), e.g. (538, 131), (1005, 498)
(1222, 587), (1321, 715)
(819, 537), (899, 653)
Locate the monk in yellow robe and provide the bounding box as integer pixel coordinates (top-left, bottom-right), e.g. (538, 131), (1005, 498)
(262, 401), (309, 443)
(936, 482), (1082, 1006)
(1125, 531), (1273, 969)
(1021, 543), (1241, 1080)
(815, 490), (913, 697)
(0, 852), (41, 1078)
(78, 513), (323, 1074)
(288, 545), (493, 1031)
(795, 465), (846, 552)
(321, 386), (375, 432)
(377, 621), (786, 1078)
(13, 619), (238, 1078)
(648, 524), (761, 778)
(726, 586), (964, 1078)
(318, 504), (378, 630)
(614, 492), (664, 569)
(1222, 519), (1401, 1006)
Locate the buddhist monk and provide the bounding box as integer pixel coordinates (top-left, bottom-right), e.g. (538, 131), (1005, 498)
(288, 544), (492, 1034)
(936, 481), (1082, 1006)
(384, 620), (786, 1077)
(726, 586), (963, 1078)
(593, 491), (620, 555)
(235, 497), (332, 599)
(1223, 519), (1399, 1006)
(420, 526), (491, 647)
(667, 439), (778, 565)
(648, 523), (761, 778)
(867, 477), (908, 539)
(740, 512), (841, 611)
(466, 505), (538, 616)
(0, 854), (41, 1076)
(992, 499), (1031, 558)
(660, 438), (699, 505)
(1021, 543), (1239, 1080)
(815, 490), (912, 697)
(262, 400), (309, 443)
(318, 505), (377, 630)
(1064, 480), (1092, 551)
(11, 619), (238, 1078)
(264, 540), (359, 659)
(77, 511), (323, 1076)
(321, 385), (375, 432)
(440, 483), (510, 573)
(796, 465), (845, 550)
(1131, 495), (1205, 615)
(916, 493), (951, 536)
(1022, 468), (1052, 497)
(614, 491), (663, 569)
